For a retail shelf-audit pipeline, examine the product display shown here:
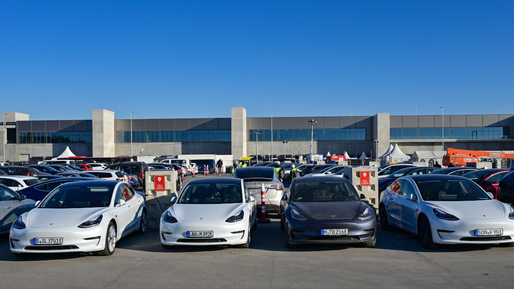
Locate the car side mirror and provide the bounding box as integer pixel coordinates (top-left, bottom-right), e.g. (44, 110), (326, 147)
(19, 194), (26, 201)
(282, 194), (288, 201)
(35, 200), (41, 207)
(170, 195), (177, 203)
(360, 194), (366, 200)
(117, 199), (126, 207)
(248, 195), (255, 203)
(486, 192), (494, 199)
(407, 194), (417, 201)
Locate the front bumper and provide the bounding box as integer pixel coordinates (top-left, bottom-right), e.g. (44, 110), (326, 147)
(430, 218), (514, 245)
(160, 220), (249, 246)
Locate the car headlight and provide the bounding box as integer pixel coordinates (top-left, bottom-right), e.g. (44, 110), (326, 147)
(358, 207), (373, 221)
(163, 211), (178, 223)
(13, 216), (26, 230)
(508, 206), (514, 220)
(78, 215), (103, 228)
(433, 208), (459, 221)
(226, 210), (244, 223)
(291, 208), (308, 221)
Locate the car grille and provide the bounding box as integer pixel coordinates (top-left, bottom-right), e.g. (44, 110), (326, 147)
(25, 245), (80, 250)
(177, 238), (227, 243)
(459, 236), (512, 242)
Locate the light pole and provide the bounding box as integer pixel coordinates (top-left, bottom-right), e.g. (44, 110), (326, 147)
(441, 107), (444, 151)
(308, 119), (317, 160)
(254, 131), (261, 162)
(130, 111), (134, 160)
(270, 109), (273, 161)
(2, 113), (5, 163)
(282, 140), (288, 160)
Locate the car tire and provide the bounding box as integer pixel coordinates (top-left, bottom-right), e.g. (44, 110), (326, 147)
(98, 222), (117, 256)
(280, 216), (285, 231)
(418, 216), (438, 250)
(137, 209), (147, 235)
(284, 225), (296, 249)
(251, 220), (257, 231)
(379, 205), (390, 230)
(362, 239), (376, 248)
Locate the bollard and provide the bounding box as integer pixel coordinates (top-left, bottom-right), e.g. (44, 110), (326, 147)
(258, 183), (270, 223)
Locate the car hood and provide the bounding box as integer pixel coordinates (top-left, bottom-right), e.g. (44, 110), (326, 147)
(26, 207), (108, 228)
(429, 200), (507, 220)
(172, 203), (245, 223)
(293, 201), (363, 220)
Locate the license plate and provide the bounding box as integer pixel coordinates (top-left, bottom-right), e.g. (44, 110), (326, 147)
(34, 237), (63, 245)
(474, 228), (502, 236)
(187, 231), (214, 238)
(321, 229), (348, 236)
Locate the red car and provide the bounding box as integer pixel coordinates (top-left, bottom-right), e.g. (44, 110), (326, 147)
(462, 168), (510, 199)
(75, 164), (93, 171)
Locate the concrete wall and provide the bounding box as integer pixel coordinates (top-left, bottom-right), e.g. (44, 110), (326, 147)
(231, 107), (247, 160)
(374, 113), (390, 158)
(93, 109), (115, 157)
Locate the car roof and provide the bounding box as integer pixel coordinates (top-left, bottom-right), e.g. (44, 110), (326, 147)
(403, 174), (468, 182)
(0, 175), (39, 180)
(292, 175), (352, 183)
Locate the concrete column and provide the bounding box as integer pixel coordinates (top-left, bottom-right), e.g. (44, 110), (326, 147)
(374, 113), (390, 158)
(93, 109), (115, 157)
(231, 107), (247, 160)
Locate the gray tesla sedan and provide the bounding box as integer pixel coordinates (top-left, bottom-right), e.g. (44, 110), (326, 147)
(281, 176), (377, 248)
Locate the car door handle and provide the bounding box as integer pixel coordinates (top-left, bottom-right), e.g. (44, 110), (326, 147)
(6, 207), (11, 209)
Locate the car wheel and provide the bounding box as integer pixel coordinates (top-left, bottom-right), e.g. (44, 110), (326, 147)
(284, 224), (296, 249)
(240, 224), (251, 248)
(251, 220), (257, 231)
(418, 216), (438, 250)
(362, 239), (376, 248)
(379, 205), (390, 230)
(98, 222), (117, 256)
(137, 209), (147, 235)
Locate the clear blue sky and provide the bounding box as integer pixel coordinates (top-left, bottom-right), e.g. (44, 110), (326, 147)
(1, 1), (513, 121)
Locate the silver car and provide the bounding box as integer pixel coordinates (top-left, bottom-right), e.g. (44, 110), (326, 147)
(0, 184), (36, 234)
(234, 167), (284, 214)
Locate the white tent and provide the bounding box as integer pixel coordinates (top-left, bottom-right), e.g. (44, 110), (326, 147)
(412, 151), (445, 166)
(387, 144), (410, 163)
(379, 144), (394, 159)
(359, 152), (369, 160)
(343, 151), (352, 160)
(53, 146), (76, 159)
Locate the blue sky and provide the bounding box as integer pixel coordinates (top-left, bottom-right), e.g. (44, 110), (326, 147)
(1, 1), (513, 120)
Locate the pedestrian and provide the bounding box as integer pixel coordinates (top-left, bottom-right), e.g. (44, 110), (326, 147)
(216, 159), (223, 174)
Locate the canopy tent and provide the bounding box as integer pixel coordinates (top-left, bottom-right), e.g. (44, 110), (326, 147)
(411, 151), (446, 166)
(387, 144), (410, 163)
(379, 144), (394, 159)
(359, 152), (369, 160)
(343, 151), (352, 159)
(53, 146), (76, 159)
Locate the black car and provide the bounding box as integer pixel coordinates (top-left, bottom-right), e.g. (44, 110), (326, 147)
(299, 164), (334, 176)
(379, 167), (438, 192)
(281, 176), (377, 248)
(17, 177), (93, 202)
(430, 167), (479, 176)
(107, 162), (149, 188)
(498, 171), (514, 204)
(0, 166), (48, 176)
(26, 164), (63, 175)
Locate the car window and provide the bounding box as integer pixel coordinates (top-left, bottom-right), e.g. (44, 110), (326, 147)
(415, 179), (489, 201)
(291, 181), (359, 202)
(0, 186), (18, 201)
(131, 165), (141, 173)
(401, 180), (417, 199)
(486, 172), (509, 184)
(178, 183), (243, 204)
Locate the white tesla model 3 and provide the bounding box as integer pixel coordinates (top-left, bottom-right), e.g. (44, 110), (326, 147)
(160, 178), (256, 248)
(380, 174), (514, 249)
(10, 180), (147, 256)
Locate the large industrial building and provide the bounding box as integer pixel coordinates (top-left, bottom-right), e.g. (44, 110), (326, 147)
(1, 107), (514, 163)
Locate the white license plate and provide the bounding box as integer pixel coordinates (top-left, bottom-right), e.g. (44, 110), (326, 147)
(321, 229), (348, 236)
(474, 228), (503, 236)
(187, 231), (214, 238)
(34, 237), (63, 245)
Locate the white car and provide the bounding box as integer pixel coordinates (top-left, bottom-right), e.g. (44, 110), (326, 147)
(0, 176), (40, 191)
(10, 180), (147, 256)
(379, 174), (514, 249)
(160, 178), (257, 248)
(87, 163), (108, 170)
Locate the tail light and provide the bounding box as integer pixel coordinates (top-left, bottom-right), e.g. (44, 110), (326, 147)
(270, 184), (284, 190)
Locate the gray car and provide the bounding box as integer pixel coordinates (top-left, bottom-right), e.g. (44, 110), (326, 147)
(233, 167), (285, 215)
(0, 184), (35, 234)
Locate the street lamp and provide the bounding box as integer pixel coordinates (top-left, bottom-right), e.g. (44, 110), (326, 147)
(441, 107), (444, 151)
(270, 110), (273, 161)
(130, 111), (134, 160)
(308, 119), (317, 158)
(254, 131), (261, 162)
(2, 113), (5, 163)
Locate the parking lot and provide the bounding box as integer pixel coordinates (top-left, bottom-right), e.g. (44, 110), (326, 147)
(1, 174), (513, 288)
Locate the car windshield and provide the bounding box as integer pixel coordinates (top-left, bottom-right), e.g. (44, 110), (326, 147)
(40, 183), (115, 208)
(291, 181), (359, 202)
(462, 170), (496, 182)
(178, 183), (243, 204)
(415, 179), (490, 201)
(24, 179), (41, 186)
